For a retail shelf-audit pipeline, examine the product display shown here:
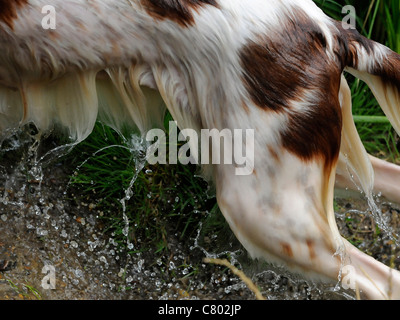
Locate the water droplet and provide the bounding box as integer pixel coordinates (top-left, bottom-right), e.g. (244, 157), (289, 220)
(99, 256), (108, 264)
(36, 228), (48, 236)
(75, 269), (83, 278)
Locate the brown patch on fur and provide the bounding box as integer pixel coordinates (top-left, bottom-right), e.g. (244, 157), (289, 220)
(306, 239), (316, 260)
(241, 101), (250, 114)
(332, 21), (375, 70)
(280, 84), (342, 172)
(281, 243), (293, 258)
(332, 21), (400, 92)
(240, 10), (329, 113)
(140, 0), (218, 27)
(371, 49), (400, 92)
(240, 8), (343, 171)
(334, 21), (400, 101)
(48, 30), (58, 40)
(267, 145), (280, 164)
(0, 0), (28, 30)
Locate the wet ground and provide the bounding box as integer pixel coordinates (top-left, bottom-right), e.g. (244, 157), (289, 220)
(0, 135), (399, 300)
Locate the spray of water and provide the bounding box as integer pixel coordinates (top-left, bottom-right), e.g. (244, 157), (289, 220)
(342, 154), (399, 243)
(119, 134), (149, 249)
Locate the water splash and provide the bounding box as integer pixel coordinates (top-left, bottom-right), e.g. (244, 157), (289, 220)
(119, 134), (149, 250)
(342, 153), (399, 244)
(67, 131), (149, 249)
(366, 194), (398, 243)
(192, 220), (242, 266)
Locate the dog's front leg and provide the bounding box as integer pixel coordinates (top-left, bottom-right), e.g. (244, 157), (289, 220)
(215, 148), (400, 299)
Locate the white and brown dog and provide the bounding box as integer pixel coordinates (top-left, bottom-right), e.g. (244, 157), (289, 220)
(1, 0), (400, 299)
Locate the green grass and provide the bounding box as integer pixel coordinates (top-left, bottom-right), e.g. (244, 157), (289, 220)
(5, 277), (42, 300)
(67, 121), (217, 254)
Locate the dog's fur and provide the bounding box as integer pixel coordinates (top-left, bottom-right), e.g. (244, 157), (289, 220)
(1, 0), (400, 299)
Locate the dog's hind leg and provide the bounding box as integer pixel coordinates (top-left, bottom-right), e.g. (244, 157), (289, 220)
(368, 155), (400, 205)
(336, 153), (400, 206)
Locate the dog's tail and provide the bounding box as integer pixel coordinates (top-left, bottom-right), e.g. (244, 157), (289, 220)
(344, 31), (400, 134)
(337, 27), (400, 197)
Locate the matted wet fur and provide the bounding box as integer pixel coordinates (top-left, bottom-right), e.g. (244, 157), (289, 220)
(1, 0), (400, 299)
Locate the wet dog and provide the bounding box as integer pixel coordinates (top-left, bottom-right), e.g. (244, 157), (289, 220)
(1, 0), (400, 299)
